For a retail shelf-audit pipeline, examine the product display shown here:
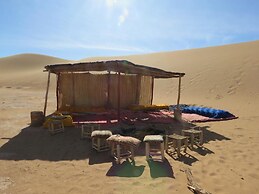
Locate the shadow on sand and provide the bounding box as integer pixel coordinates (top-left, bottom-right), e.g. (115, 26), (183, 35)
(200, 126), (231, 143)
(88, 150), (113, 165)
(189, 125), (228, 157)
(194, 146), (214, 156)
(147, 158), (175, 178)
(0, 126), (93, 161)
(165, 124), (230, 165)
(0, 123), (230, 163)
(106, 160), (145, 177)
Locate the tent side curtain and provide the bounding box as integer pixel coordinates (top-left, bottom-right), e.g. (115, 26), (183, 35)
(138, 76), (153, 105)
(58, 73), (74, 111)
(109, 74), (137, 108)
(74, 73), (107, 108)
(57, 73), (152, 112)
(58, 73), (107, 112)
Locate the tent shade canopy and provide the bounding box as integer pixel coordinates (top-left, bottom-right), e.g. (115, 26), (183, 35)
(43, 60), (185, 118)
(44, 60), (185, 78)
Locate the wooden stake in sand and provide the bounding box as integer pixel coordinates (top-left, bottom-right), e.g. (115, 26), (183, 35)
(185, 168), (211, 194)
(43, 71), (51, 117)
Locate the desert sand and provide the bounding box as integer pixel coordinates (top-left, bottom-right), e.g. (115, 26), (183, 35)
(0, 41), (259, 194)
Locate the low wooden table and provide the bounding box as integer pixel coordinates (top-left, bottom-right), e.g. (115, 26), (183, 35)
(181, 129), (203, 149)
(165, 134), (188, 157)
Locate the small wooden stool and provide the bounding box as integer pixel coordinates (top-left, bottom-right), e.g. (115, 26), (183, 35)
(143, 135), (165, 161)
(107, 135), (141, 164)
(81, 124), (100, 139)
(91, 130), (112, 152)
(48, 120), (65, 135)
(182, 128), (203, 149)
(112, 144), (134, 164)
(166, 134), (188, 157)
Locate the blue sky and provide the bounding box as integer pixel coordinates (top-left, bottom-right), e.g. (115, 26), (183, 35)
(0, 0), (259, 60)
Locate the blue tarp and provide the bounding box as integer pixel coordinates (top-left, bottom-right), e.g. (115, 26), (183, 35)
(169, 105), (234, 119)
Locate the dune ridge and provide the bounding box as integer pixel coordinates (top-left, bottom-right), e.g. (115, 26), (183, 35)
(0, 53), (71, 89)
(1, 41), (258, 100)
(0, 53), (70, 70)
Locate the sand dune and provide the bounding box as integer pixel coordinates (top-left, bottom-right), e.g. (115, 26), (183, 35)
(0, 41), (259, 194)
(1, 42), (258, 105)
(83, 41), (259, 117)
(0, 53), (70, 71)
(0, 53), (70, 89)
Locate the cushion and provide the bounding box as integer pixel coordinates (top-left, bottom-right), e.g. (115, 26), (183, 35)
(106, 135), (141, 148)
(143, 135), (164, 142)
(91, 130), (112, 138)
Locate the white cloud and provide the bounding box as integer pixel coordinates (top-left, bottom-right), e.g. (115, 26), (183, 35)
(104, 0), (130, 26)
(118, 8), (129, 26)
(106, 0), (118, 8)
(12, 38), (152, 53)
(77, 42), (150, 53)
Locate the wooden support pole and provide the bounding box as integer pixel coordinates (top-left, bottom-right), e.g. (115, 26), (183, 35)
(117, 71), (121, 122)
(72, 73), (75, 108)
(43, 71), (51, 117)
(176, 76), (182, 109)
(150, 76), (154, 105)
(107, 71), (111, 108)
(56, 73), (59, 111)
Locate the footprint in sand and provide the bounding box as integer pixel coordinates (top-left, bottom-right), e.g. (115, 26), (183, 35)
(89, 183), (99, 188)
(201, 169), (208, 174)
(219, 158), (225, 163)
(234, 127), (243, 130)
(227, 85), (236, 95)
(215, 94), (223, 100)
(209, 172), (216, 176)
(227, 68), (244, 95)
(132, 181), (141, 186)
(214, 187), (223, 193)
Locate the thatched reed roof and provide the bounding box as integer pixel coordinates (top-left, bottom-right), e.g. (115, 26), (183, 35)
(44, 60), (185, 78)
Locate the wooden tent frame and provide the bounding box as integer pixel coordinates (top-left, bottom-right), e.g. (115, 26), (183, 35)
(43, 60), (185, 121)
